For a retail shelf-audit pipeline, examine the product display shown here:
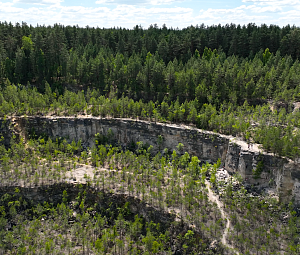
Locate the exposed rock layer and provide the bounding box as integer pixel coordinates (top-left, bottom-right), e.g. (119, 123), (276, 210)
(1, 116), (300, 204)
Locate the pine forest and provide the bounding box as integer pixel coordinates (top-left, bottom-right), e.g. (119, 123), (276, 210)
(0, 22), (300, 254)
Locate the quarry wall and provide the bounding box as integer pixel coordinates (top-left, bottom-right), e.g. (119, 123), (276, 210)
(2, 116), (300, 205)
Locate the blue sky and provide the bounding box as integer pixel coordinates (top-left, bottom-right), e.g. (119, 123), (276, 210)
(0, 0), (299, 28)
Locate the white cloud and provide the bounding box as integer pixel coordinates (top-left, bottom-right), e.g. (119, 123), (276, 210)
(13, 0), (63, 5)
(196, 6), (281, 26)
(246, 4), (282, 12)
(95, 0), (141, 4)
(0, 2), (194, 28)
(242, 0), (300, 6)
(278, 9), (300, 23)
(95, 0), (184, 5)
(0, 0), (298, 28)
(150, 0), (183, 4)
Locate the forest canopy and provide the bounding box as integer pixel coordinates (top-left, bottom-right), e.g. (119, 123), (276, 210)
(1, 22), (300, 159)
(0, 22), (300, 101)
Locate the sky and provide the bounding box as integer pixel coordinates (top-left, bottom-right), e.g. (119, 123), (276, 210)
(0, 0), (299, 28)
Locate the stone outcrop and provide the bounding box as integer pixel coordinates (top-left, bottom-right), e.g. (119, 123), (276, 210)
(224, 140), (298, 203)
(15, 117), (229, 163)
(0, 118), (16, 147)
(1, 116), (300, 205)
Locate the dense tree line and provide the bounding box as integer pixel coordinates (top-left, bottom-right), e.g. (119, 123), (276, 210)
(0, 22), (300, 104)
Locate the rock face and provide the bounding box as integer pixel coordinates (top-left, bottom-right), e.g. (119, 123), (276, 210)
(16, 117), (229, 163)
(1, 116), (300, 205)
(224, 141), (297, 203)
(0, 118), (16, 147)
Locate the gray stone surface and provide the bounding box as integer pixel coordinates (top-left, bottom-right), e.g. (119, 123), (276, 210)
(16, 117), (229, 163)
(0, 119), (16, 147)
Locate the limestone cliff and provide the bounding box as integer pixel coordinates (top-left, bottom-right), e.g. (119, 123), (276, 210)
(1, 116), (300, 205)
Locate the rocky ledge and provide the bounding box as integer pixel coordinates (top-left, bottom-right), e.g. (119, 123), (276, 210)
(1, 116), (300, 205)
